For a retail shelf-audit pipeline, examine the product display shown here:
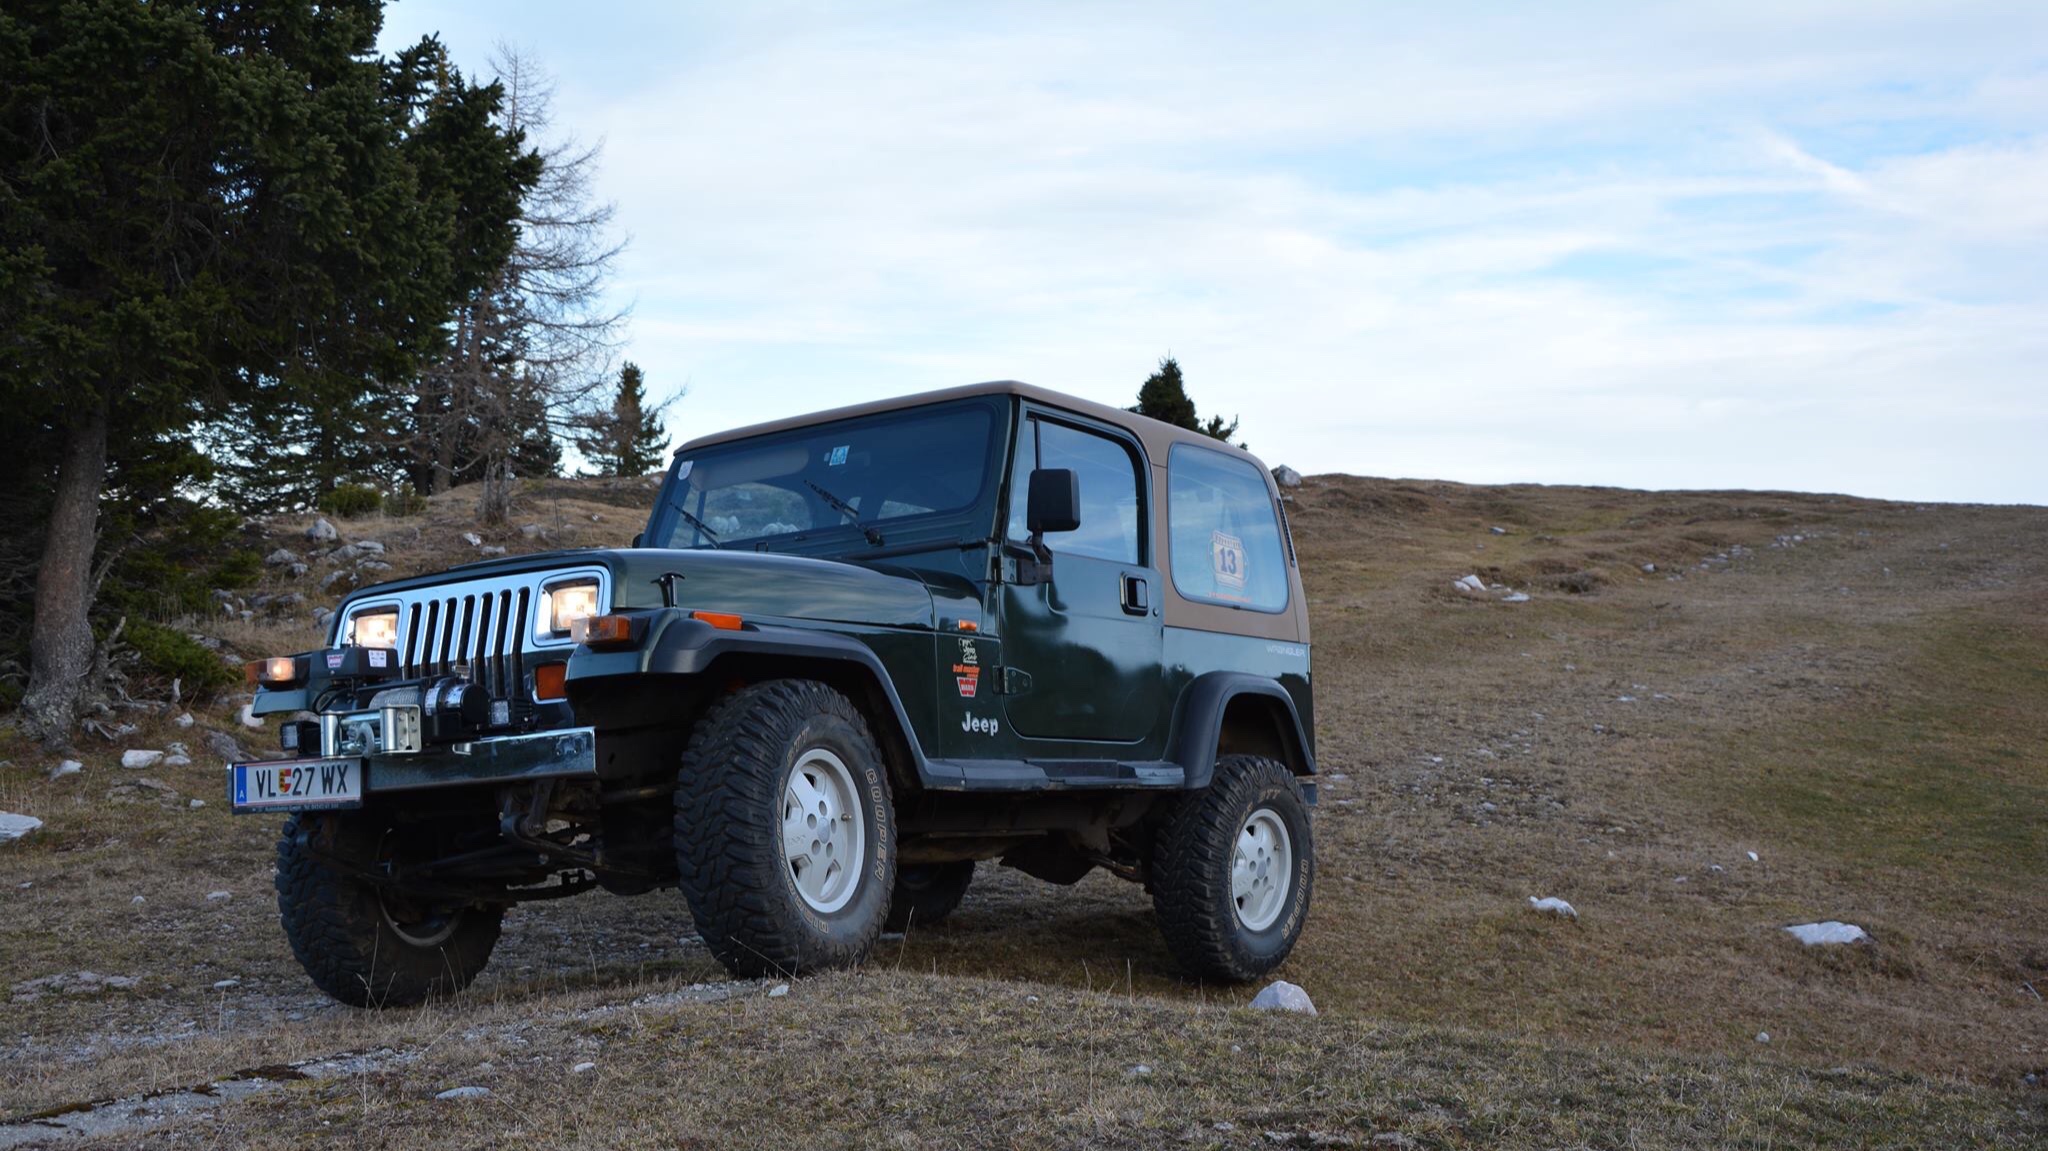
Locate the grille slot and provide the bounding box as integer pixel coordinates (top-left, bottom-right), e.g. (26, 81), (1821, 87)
(401, 587), (530, 685)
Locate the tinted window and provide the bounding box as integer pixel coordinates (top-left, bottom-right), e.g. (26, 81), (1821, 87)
(656, 402), (996, 550)
(1005, 418), (1142, 564)
(1168, 443), (1288, 612)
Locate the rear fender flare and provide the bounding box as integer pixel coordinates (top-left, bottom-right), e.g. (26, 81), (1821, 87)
(1166, 672), (1316, 790)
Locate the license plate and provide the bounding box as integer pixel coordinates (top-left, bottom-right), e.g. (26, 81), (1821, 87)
(230, 758), (365, 812)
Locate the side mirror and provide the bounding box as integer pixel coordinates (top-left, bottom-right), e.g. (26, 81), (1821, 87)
(630, 532), (644, 548)
(1026, 468), (1081, 534)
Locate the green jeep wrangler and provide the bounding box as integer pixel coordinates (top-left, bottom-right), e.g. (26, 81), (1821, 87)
(234, 382), (1316, 1006)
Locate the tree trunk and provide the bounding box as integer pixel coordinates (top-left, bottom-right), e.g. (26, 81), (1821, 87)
(20, 401), (111, 747)
(478, 455), (513, 525)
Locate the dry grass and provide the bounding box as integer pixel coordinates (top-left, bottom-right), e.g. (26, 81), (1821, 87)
(1, 473), (2044, 1147)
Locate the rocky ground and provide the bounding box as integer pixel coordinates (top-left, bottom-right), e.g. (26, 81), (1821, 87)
(0, 473), (2043, 1148)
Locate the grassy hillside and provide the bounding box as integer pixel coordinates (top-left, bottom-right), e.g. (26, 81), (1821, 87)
(1, 473), (2042, 1147)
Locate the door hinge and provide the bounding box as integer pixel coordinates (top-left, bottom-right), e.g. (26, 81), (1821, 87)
(998, 666), (1032, 695)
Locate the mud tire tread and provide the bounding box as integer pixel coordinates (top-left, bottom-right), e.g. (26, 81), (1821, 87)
(1151, 754), (1314, 982)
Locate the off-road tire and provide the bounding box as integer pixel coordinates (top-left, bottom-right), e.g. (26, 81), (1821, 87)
(274, 812), (504, 1008)
(884, 860), (975, 932)
(674, 679), (895, 977)
(1151, 755), (1314, 982)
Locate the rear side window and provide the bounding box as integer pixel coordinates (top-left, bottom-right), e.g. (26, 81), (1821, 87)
(1168, 443), (1289, 612)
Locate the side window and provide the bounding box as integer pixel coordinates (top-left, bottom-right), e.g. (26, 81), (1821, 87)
(1168, 443), (1289, 612)
(1005, 417), (1142, 565)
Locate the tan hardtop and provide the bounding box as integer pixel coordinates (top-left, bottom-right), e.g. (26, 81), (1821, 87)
(677, 380), (1273, 473)
(677, 380), (1308, 643)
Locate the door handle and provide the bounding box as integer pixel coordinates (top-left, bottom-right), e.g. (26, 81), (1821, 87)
(1121, 574), (1149, 615)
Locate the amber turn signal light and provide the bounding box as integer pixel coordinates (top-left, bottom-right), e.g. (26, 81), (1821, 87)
(533, 663), (568, 702)
(691, 610), (744, 631)
(245, 656), (301, 686)
(571, 614), (636, 648)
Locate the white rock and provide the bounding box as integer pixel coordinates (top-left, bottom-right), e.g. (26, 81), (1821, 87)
(263, 548), (300, 566)
(479, 545), (507, 557)
(767, 983), (790, 998)
(121, 749), (165, 769)
(353, 540), (385, 554)
(239, 703), (265, 730)
(213, 978), (240, 990)
(1756, 1031), (1770, 1043)
(206, 890), (232, 902)
(1248, 980), (1317, 1015)
(1453, 574), (1488, 594)
(131, 895), (146, 905)
(1528, 896), (1578, 919)
(1271, 465), (1303, 488)
(572, 1061), (597, 1074)
(0, 812), (44, 844)
(1502, 592), (1530, 603)
(1747, 851), (1760, 862)
(174, 712), (194, 728)
(305, 518), (338, 542)
(462, 532), (483, 547)
(1642, 563), (1657, 573)
(163, 754), (192, 767)
(1785, 921), (1868, 946)
(189, 799), (206, 809)
(519, 524), (545, 539)
(436, 1086), (492, 1101)
(1489, 526), (1507, 535)
(1127, 1063), (1153, 1077)
(48, 759), (82, 781)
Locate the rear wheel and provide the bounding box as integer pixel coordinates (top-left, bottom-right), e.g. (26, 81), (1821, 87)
(884, 860), (975, 932)
(674, 679), (895, 977)
(1151, 755), (1314, 982)
(274, 812), (503, 1008)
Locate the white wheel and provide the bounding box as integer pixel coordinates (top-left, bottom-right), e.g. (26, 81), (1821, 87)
(781, 748), (866, 914)
(1232, 807), (1293, 932)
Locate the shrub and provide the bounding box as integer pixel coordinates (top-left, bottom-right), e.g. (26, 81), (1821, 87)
(125, 620), (238, 700)
(318, 483), (384, 518)
(382, 487), (428, 517)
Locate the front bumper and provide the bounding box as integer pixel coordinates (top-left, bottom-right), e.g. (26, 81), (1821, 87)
(227, 726), (598, 813)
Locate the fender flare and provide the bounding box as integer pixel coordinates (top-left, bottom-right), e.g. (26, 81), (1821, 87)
(569, 613), (933, 783)
(1165, 671), (1317, 791)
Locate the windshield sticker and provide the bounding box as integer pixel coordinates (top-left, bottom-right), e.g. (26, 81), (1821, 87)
(826, 445), (849, 467)
(1211, 530), (1248, 597)
(673, 459), (693, 482)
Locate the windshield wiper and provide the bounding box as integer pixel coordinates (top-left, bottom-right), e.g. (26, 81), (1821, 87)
(806, 480), (883, 546)
(670, 503), (722, 549)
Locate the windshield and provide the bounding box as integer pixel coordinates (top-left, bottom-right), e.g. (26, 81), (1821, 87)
(649, 399), (1002, 553)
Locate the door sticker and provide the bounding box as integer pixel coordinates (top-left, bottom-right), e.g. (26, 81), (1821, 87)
(1211, 530), (1247, 598)
(952, 636), (981, 696)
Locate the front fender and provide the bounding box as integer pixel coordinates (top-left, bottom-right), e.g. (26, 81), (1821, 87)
(567, 610), (934, 783)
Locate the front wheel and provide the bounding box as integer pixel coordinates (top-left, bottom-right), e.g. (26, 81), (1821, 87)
(274, 812), (504, 1008)
(1151, 755), (1315, 982)
(674, 679), (895, 977)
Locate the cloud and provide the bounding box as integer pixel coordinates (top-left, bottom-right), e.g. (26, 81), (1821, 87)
(382, 1), (2048, 502)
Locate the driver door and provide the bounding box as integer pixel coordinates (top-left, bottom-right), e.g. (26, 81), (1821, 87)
(994, 409), (1164, 745)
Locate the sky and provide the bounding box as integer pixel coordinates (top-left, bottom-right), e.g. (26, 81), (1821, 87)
(378, 1), (2048, 504)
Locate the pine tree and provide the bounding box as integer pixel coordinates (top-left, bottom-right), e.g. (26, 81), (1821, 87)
(1, 1), (533, 742)
(1129, 356), (1242, 445)
(574, 363), (671, 477)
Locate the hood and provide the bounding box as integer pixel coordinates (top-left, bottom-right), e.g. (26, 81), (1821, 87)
(344, 547), (935, 633)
